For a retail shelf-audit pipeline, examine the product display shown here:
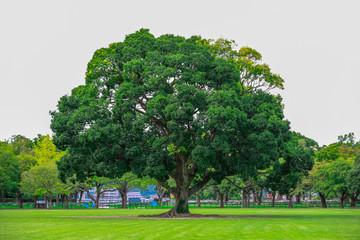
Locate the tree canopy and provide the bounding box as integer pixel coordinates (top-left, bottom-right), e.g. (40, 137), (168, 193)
(51, 29), (291, 215)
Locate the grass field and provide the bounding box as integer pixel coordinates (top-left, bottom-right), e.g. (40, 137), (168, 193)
(0, 208), (359, 239)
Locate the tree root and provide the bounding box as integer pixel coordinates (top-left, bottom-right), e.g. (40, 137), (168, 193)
(138, 208), (197, 218)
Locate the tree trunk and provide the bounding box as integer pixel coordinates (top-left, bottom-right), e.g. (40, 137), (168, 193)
(79, 191), (84, 203)
(349, 193), (358, 208)
(216, 191), (220, 202)
(339, 192), (347, 209)
(44, 195), (47, 209)
(259, 189), (263, 203)
(296, 194), (301, 203)
(154, 158), (213, 217)
(173, 188), (190, 213)
(288, 194), (293, 208)
(69, 193), (73, 203)
(34, 195), (38, 208)
(73, 191), (78, 202)
(220, 194), (224, 208)
(119, 190), (127, 209)
(271, 194), (275, 208)
(247, 192), (250, 208)
(319, 192), (327, 208)
(196, 195), (201, 208)
(85, 182), (104, 209)
(56, 194), (59, 205)
(95, 196), (100, 209)
(65, 195), (69, 209)
(253, 190), (257, 203)
(242, 190), (247, 208)
(49, 197), (52, 209)
(1, 189), (4, 202)
(17, 192), (23, 209)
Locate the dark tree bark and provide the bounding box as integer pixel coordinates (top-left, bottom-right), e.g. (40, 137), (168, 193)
(242, 189), (247, 208)
(247, 192), (250, 208)
(79, 191), (84, 202)
(220, 194), (224, 208)
(1, 189), (4, 202)
(253, 190), (258, 203)
(85, 183), (104, 209)
(56, 194), (59, 205)
(288, 194), (293, 208)
(339, 192), (347, 209)
(65, 195), (69, 209)
(216, 191), (220, 202)
(44, 195), (48, 209)
(117, 180), (128, 209)
(319, 192), (327, 208)
(119, 191), (127, 209)
(271, 194), (275, 208)
(296, 194), (301, 203)
(17, 192), (23, 209)
(349, 193), (358, 208)
(73, 191), (78, 202)
(214, 186), (224, 208)
(259, 189), (263, 203)
(49, 197), (52, 209)
(196, 195), (201, 208)
(33, 195), (38, 208)
(166, 188), (190, 215)
(154, 156), (213, 216)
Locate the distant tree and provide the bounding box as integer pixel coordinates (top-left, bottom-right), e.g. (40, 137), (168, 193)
(9, 135), (36, 208)
(111, 173), (155, 208)
(311, 134), (358, 208)
(33, 135), (65, 166)
(82, 176), (117, 209)
(0, 142), (18, 202)
(265, 132), (316, 208)
(20, 164), (60, 209)
(347, 156), (360, 207)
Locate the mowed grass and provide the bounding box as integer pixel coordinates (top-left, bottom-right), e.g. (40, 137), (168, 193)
(0, 208), (359, 239)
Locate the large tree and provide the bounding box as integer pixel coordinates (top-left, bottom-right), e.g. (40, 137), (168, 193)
(51, 29), (290, 216)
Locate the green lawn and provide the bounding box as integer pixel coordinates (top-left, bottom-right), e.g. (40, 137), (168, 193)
(0, 208), (359, 239)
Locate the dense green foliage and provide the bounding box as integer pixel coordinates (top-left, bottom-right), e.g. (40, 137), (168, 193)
(51, 29), (291, 214)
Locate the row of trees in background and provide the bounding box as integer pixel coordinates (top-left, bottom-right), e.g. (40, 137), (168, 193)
(196, 133), (360, 209)
(1, 132), (358, 209)
(0, 135), (155, 209)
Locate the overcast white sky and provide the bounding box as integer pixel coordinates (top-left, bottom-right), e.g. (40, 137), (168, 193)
(0, 0), (359, 146)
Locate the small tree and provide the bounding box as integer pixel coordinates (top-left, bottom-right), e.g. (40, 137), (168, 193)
(20, 164), (60, 209)
(112, 173), (155, 208)
(0, 142), (18, 202)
